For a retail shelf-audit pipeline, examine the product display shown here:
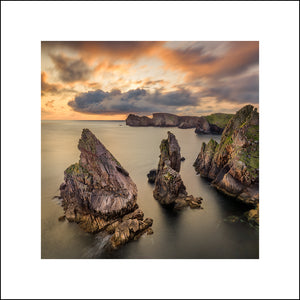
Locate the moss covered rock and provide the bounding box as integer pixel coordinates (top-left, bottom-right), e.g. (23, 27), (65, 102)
(60, 128), (153, 249)
(194, 105), (259, 208)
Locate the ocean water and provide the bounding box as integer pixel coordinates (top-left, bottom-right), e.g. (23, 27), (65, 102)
(41, 120), (259, 259)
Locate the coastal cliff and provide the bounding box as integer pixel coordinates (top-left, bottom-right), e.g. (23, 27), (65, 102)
(126, 112), (232, 132)
(126, 113), (199, 128)
(194, 105), (259, 210)
(60, 129), (153, 249)
(152, 131), (203, 209)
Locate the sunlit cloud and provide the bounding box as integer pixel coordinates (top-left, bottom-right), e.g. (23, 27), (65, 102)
(41, 41), (259, 120)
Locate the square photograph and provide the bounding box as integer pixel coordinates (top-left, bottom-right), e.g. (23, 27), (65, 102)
(41, 41), (259, 259)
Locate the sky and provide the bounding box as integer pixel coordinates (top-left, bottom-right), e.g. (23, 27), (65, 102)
(41, 41), (259, 120)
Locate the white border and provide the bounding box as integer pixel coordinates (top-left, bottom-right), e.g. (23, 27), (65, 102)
(1, 1), (299, 299)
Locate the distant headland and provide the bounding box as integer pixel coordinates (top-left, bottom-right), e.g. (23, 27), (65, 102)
(126, 112), (234, 134)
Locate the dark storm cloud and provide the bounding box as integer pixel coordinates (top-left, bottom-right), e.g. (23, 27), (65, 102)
(201, 74), (259, 103)
(68, 88), (199, 114)
(50, 54), (92, 83)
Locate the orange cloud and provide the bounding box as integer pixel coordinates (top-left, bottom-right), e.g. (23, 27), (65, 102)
(158, 41), (259, 81)
(45, 99), (55, 108)
(93, 61), (132, 75)
(41, 71), (62, 96)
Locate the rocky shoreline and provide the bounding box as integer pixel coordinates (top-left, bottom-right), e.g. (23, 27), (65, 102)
(59, 129), (153, 250)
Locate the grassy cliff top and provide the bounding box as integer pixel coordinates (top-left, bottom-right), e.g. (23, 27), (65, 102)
(204, 113), (234, 128)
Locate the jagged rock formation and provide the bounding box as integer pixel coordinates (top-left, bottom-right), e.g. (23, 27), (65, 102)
(194, 105), (259, 206)
(152, 131), (202, 209)
(60, 129), (153, 250)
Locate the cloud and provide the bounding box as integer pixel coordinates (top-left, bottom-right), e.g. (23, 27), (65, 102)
(45, 99), (55, 108)
(42, 41), (259, 118)
(41, 71), (61, 96)
(200, 74), (259, 104)
(68, 88), (199, 115)
(159, 41), (259, 81)
(41, 71), (77, 96)
(50, 54), (92, 83)
(42, 41), (166, 65)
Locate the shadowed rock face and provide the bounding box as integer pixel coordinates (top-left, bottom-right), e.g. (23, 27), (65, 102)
(194, 105), (259, 207)
(194, 117), (223, 135)
(60, 129), (153, 249)
(152, 131), (203, 209)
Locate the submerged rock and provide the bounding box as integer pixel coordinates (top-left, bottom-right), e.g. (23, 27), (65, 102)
(194, 105), (259, 212)
(152, 131), (203, 209)
(58, 215), (65, 222)
(60, 128), (153, 249)
(224, 215), (240, 223)
(243, 204), (259, 227)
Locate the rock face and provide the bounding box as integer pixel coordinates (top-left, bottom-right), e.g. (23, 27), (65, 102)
(194, 105), (259, 206)
(126, 112), (229, 133)
(194, 117), (223, 135)
(125, 114), (152, 126)
(126, 113), (200, 128)
(152, 131), (203, 209)
(60, 129), (153, 249)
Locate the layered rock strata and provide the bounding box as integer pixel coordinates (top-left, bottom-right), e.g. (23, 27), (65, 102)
(194, 105), (259, 207)
(60, 129), (153, 250)
(152, 131), (203, 209)
(126, 113), (229, 132)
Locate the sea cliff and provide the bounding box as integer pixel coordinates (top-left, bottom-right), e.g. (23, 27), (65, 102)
(126, 112), (233, 133)
(194, 105), (259, 211)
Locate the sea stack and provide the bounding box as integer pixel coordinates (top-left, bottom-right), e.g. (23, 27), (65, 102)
(194, 105), (259, 222)
(60, 129), (153, 249)
(152, 131), (203, 209)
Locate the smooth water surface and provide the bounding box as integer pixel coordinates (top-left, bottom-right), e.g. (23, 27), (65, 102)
(41, 120), (258, 259)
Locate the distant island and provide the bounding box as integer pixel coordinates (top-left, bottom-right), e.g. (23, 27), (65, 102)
(126, 112), (233, 135)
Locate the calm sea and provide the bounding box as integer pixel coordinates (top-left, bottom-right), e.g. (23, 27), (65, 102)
(41, 120), (258, 259)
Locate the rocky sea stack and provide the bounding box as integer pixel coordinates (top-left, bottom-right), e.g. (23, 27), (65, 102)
(59, 129), (153, 249)
(193, 105), (259, 222)
(152, 131), (203, 210)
